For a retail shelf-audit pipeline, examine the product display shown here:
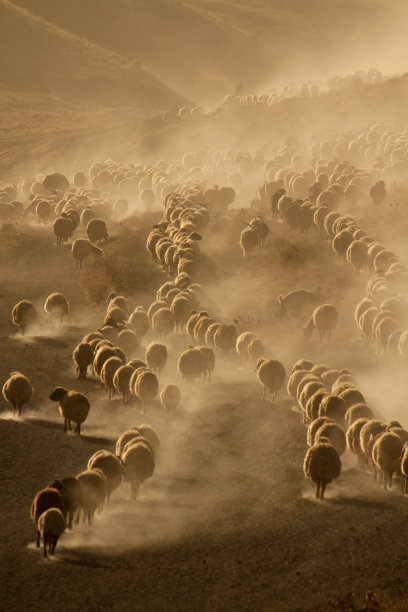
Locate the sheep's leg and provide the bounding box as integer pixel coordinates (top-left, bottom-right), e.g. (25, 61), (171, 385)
(315, 481), (320, 499)
(36, 530), (41, 547)
(320, 481), (327, 499)
(51, 537), (57, 555)
(17, 404), (22, 416)
(130, 480), (140, 500)
(68, 419), (72, 431)
(388, 471), (393, 489)
(43, 536), (48, 558)
(87, 510), (92, 526)
(63, 418), (68, 433)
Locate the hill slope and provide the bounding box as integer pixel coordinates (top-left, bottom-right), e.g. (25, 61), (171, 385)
(10, 0), (408, 102)
(0, 0), (187, 109)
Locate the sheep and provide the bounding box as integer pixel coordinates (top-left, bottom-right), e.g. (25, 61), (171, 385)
(214, 324), (238, 352)
(186, 311), (201, 340)
(303, 439), (341, 499)
(291, 359), (314, 373)
(71, 238), (102, 269)
(100, 356), (123, 398)
(160, 383), (181, 419)
(198, 346), (215, 382)
(370, 181), (386, 205)
(37, 509), (65, 558)
(372, 432), (403, 490)
(346, 417), (369, 465)
(48, 477), (82, 530)
(76, 469), (107, 525)
(117, 329), (139, 355)
(303, 304), (338, 342)
(121, 441), (155, 499)
(44, 292), (69, 325)
(318, 395), (347, 427)
(52, 216), (73, 245)
(360, 420), (387, 465)
(338, 387), (366, 410)
(299, 380), (327, 424)
(2, 372), (33, 415)
(178, 347), (205, 383)
(145, 343), (168, 374)
(332, 229), (354, 263)
(134, 370), (159, 413)
(346, 240), (368, 273)
(205, 322), (221, 347)
(171, 296), (192, 331)
(277, 290), (320, 317)
(93, 345), (122, 378)
(128, 308), (149, 338)
(12, 299), (37, 335)
(49, 387), (90, 435)
(240, 227), (258, 257)
(116, 430), (153, 458)
(72, 343), (93, 379)
(113, 365), (135, 402)
(305, 390), (330, 421)
(256, 358), (286, 401)
(248, 338), (265, 362)
(30, 487), (65, 547)
(307, 417), (335, 446)
(375, 316), (398, 355)
(354, 297), (375, 325)
(86, 218), (108, 244)
(315, 422), (347, 456)
(400, 442), (408, 493)
(287, 369), (310, 403)
(148, 300), (168, 325)
(236, 332), (257, 365)
(345, 403), (374, 427)
(87, 451), (122, 501)
(249, 217), (269, 245)
(151, 308), (175, 338)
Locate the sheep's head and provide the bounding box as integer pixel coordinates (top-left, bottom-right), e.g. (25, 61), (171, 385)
(49, 386), (68, 402)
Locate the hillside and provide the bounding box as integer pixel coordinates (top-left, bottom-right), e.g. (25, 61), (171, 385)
(0, 0), (187, 109)
(10, 0), (408, 102)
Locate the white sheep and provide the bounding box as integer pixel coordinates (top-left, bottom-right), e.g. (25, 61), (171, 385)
(113, 365), (135, 402)
(133, 370), (159, 413)
(160, 383), (181, 419)
(2, 371), (33, 415)
(177, 347), (205, 383)
(145, 342), (168, 374)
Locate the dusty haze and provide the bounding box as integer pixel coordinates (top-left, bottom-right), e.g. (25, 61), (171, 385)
(1, 1), (408, 611)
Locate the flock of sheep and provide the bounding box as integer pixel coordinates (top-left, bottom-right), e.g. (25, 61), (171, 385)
(1, 112), (408, 561)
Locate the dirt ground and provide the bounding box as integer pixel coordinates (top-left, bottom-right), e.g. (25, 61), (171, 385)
(1, 206), (408, 612)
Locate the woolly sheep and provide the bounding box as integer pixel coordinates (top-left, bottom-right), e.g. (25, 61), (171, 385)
(73, 343), (94, 380)
(248, 337), (265, 362)
(121, 442), (155, 499)
(303, 440), (341, 499)
(100, 356), (123, 398)
(116, 430), (153, 458)
(372, 432), (403, 490)
(44, 292), (69, 325)
(214, 324), (238, 352)
(113, 365), (135, 402)
(205, 322), (221, 347)
(12, 299), (37, 336)
(76, 469), (107, 525)
(87, 451), (122, 501)
(37, 509), (65, 558)
(346, 240), (368, 273)
(198, 346), (215, 382)
(338, 387), (366, 409)
(2, 372), (33, 415)
(30, 487), (65, 547)
(299, 380), (326, 423)
(86, 218), (108, 244)
(307, 417), (335, 446)
(346, 417), (369, 465)
(240, 227), (258, 258)
(49, 387), (90, 435)
(256, 358), (286, 401)
(306, 390), (330, 421)
(160, 383), (181, 418)
(93, 345), (122, 378)
(304, 304), (338, 342)
(49, 477), (82, 530)
(71, 238), (102, 269)
(128, 308), (149, 338)
(277, 290), (319, 317)
(236, 331), (257, 364)
(117, 329), (139, 355)
(152, 308), (175, 337)
(134, 370), (159, 413)
(177, 347), (205, 383)
(332, 230), (354, 263)
(360, 420), (387, 464)
(52, 216), (73, 245)
(315, 422), (346, 456)
(145, 342), (168, 374)
(345, 403), (374, 427)
(318, 395), (347, 427)
(171, 296), (192, 331)
(291, 359), (314, 373)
